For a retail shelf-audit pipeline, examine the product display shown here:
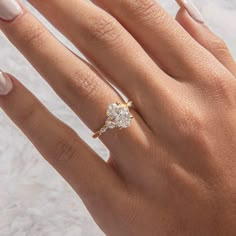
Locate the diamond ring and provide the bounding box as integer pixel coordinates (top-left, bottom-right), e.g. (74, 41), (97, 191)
(93, 101), (134, 138)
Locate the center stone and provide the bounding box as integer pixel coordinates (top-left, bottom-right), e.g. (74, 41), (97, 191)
(106, 103), (132, 129)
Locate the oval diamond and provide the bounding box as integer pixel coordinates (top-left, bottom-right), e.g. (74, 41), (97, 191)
(107, 104), (120, 118)
(106, 102), (132, 129)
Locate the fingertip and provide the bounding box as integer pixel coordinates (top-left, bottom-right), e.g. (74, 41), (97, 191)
(176, 7), (205, 28)
(0, 0), (23, 22)
(176, 7), (236, 77)
(175, 0), (205, 24)
(0, 70), (14, 96)
(176, 7), (208, 40)
(176, 8), (190, 25)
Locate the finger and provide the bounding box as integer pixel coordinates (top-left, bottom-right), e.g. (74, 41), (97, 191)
(176, 7), (236, 77)
(0, 71), (126, 229)
(27, 0), (171, 117)
(0, 2), (149, 160)
(91, 0), (217, 79)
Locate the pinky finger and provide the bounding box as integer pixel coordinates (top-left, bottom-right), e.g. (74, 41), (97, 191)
(175, 2), (236, 77)
(0, 71), (125, 231)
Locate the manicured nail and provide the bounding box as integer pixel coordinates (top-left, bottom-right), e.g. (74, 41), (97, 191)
(0, 0), (22, 21)
(176, 0), (204, 23)
(0, 71), (13, 95)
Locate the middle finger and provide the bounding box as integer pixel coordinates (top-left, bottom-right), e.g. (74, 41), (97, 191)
(0, 5), (149, 162)
(27, 0), (172, 120)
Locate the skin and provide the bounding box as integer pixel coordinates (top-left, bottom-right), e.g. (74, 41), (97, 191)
(1, 0), (236, 235)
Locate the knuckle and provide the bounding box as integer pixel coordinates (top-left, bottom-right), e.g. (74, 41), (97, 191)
(210, 38), (230, 57)
(176, 108), (206, 142)
(209, 71), (236, 104)
(71, 69), (100, 99)
(175, 108), (215, 158)
(21, 23), (47, 47)
(53, 131), (78, 164)
(17, 99), (39, 128)
(212, 74), (230, 94)
(121, 191), (141, 227)
(86, 13), (122, 45)
(125, 0), (166, 23)
(129, 0), (156, 14)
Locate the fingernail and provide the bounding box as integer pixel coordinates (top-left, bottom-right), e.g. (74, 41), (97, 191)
(0, 0), (22, 21)
(176, 0), (205, 23)
(0, 71), (13, 95)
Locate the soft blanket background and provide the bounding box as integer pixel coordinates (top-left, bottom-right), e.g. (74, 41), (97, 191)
(0, 0), (236, 235)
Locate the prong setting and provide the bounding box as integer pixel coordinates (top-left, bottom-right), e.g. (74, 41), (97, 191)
(93, 101), (133, 138)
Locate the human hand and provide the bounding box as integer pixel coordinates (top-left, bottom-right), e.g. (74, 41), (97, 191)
(0, 0), (236, 235)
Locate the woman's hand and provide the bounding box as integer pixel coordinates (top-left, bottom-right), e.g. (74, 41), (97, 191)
(1, 0), (236, 235)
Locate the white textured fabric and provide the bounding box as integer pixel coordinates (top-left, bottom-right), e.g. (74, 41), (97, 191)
(0, 1), (235, 235)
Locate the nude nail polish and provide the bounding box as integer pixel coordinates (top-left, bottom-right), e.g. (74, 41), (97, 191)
(0, 71), (13, 95)
(176, 0), (205, 23)
(0, 0), (22, 21)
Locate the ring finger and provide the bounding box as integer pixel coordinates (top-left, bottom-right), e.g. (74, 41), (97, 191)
(27, 0), (173, 122)
(0, 3), (150, 163)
